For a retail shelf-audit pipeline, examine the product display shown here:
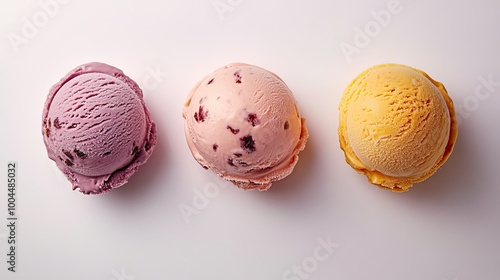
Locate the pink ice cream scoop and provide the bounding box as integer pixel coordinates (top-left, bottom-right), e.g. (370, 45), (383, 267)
(183, 63), (308, 191)
(42, 62), (157, 194)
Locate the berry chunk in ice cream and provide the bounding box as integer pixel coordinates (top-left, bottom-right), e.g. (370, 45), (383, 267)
(183, 63), (308, 191)
(42, 62), (157, 194)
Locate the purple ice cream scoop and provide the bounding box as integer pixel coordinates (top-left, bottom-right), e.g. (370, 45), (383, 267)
(42, 62), (157, 194)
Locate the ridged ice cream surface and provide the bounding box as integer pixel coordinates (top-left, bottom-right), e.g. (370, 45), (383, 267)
(183, 63), (308, 191)
(339, 64), (457, 192)
(46, 73), (147, 176)
(42, 62), (157, 194)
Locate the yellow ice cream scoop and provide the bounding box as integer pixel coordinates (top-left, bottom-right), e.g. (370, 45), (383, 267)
(338, 63), (458, 192)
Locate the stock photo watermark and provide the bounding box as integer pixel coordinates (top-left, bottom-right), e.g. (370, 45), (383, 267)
(340, 0), (412, 63)
(111, 267), (135, 280)
(141, 64), (169, 91)
(281, 235), (340, 280)
(178, 173), (231, 224)
(455, 74), (499, 127)
(213, 0), (244, 21)
(7, 0), (72, 53)
(6, 162), (18, 273)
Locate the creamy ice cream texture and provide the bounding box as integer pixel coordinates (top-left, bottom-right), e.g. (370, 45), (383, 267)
(183, 63), (308, 191)
(339, 63), (458, 192)
(42, 62), (157, 194)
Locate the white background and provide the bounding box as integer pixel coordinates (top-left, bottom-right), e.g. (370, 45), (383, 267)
(1, 0), (500, 279)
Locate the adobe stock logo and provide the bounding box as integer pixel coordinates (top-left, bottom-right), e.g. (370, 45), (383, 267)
(7, 0), (72, 53)
(213, 0), (244, 21)
(141, 64), (169, 92)
(282, 235), (340, 280)
(110, 267), (135, 280)
(455, 74), (500, 127)
(178, 172), (231, 224)
(340, 0), (412, 63)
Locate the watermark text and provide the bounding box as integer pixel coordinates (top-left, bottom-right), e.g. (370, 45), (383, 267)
(213, 0), (244, 21)
(111, 267), (135, 280)
(6, 162), (18, 272)
(7, 0), (72, 53)
(179, 173), (230, 224)
(282, 235), (340, 280)
(340, 0), (411, 63)
(456, 74), (499, 127)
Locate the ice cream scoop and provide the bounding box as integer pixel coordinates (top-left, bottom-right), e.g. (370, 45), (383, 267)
(338, 63), (458, 192)
(183, 63), (308, 191)
(42, 62), (157, 194)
